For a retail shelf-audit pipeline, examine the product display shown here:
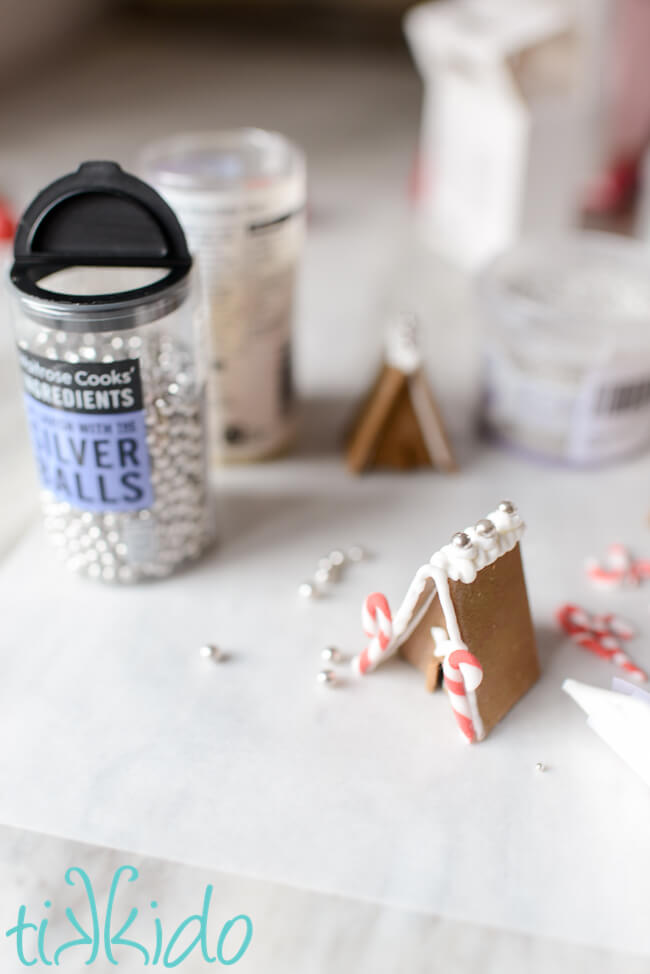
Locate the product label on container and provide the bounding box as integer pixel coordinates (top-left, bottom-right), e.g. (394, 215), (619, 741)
(19, 349), (154, 512)
(569, 364), (650, 464)
(160, 186), (302, 460)
(484, 347), (650, 464)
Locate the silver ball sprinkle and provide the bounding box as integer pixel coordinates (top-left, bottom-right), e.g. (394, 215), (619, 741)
(314, 567), (332, 586)
(452, 531), (472, 549)
(347, 544), (367, 562)
(328, 549), (346, 567)
(321, 646), (344, 664)
(475, 518), (496, 537)
(199, 644), (221, 661)
(317, 668), (337, 686)
(298, 581), (316, 599)
(31, 325), (211, 584)
(535, 762), (547, 773)
(498, 500), (516, 515)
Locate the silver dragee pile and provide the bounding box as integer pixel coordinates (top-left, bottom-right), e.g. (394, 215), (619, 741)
(20, 326), (210, 582)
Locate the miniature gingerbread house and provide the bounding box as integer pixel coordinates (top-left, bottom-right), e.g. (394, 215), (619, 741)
(355, 501), (539, 742)
(345, 313), (456, 474)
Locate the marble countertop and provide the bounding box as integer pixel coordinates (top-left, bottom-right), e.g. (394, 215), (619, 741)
(1, 824), (648, 974)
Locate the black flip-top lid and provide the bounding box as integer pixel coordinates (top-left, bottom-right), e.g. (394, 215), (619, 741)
(11, 161), (192, 311)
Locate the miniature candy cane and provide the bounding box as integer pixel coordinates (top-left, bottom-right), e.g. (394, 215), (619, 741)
(556, 603), (648, 682)
(585, 543), (650, 589)
(354, 592), (394, 675)
(599, 613), (636, 640)
(442, 649), (484, 743)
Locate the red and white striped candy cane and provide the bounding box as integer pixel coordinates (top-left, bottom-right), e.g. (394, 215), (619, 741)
(556, 603), (648, 682)
(606, 544), (634, 585)
(443, 649), (484, 743)
(354, 592), (394, 675)
(599, 612), (636, 640)
(586, 543), (650, 588)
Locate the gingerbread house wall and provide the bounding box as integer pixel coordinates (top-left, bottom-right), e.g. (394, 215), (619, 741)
(372, 379), (432, 469)
(398, 543), (540, 737)
(346, 365), (432, 472)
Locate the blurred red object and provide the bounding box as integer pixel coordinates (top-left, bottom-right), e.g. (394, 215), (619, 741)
(408, 151), (431, 204)
(583, 157), (640, 216)
(0, 198), (16, 242)
(583, 0), (650, 218)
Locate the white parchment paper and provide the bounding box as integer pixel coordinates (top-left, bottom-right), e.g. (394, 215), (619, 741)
(1, 452), (650, 955)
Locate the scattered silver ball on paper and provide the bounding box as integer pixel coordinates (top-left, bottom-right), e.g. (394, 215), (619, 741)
(314, 567), (332, 586)
(321, 646), (344, 664)
(199, 644), (222, 662)
(317, 668), (337, 686)
(303, 544), (370, 601)
(298, 581), (316, 599)
(328, 549), (346, 567)
(347, 544), (367, 562)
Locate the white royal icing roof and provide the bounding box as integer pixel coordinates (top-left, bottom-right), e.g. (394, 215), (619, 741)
(391, 505), (525, 647)
(384, 312), (422, 375)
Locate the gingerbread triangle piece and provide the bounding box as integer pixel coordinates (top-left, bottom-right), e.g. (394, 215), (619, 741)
(345, 314), (456, 474)
(352, 501), (540, 743)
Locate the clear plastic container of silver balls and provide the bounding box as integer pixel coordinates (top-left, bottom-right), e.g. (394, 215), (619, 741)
(478, 232), (650, 465)
(7, 161), (213, 582)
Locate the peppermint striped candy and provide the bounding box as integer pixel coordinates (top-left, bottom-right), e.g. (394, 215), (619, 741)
(354, 592), (394, 675)
(585, 543), (650, 589)
(556, 603), (647, 682)
(442, 649), (484, 743)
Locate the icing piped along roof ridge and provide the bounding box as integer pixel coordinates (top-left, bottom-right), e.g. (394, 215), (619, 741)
(392, 504), (525, 642)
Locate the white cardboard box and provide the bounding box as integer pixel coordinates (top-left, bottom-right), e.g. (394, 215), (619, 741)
(404, 0), (609, 270)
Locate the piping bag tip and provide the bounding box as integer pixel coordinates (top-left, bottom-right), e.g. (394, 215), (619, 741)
(562, 678), (617, 716)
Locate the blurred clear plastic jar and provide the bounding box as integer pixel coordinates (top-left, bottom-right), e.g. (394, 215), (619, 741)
(140, 129), (306, 463)
(477, 232), (650, 465)
(8, 162), (213, 582)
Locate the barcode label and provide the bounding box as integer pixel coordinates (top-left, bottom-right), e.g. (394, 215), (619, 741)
(595, 379), (650, 414)
(570, 365), (650, 463)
